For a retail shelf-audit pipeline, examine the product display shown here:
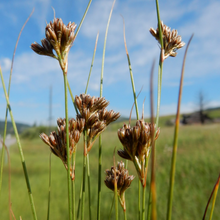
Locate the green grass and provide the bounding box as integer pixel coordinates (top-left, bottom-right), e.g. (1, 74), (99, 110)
(0, 123), (220, 219)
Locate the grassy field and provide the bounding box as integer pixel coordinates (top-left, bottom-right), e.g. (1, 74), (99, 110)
(0, 123), (220, 219)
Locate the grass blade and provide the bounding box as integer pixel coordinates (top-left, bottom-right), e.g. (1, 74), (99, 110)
(202, 173), (220, 220)
(0, 8), (34, 196)
(166, 35), (193, 220)
(85, 32), (99, 94)
(0, 67), (38, 220)
(97, 1), (116, 219)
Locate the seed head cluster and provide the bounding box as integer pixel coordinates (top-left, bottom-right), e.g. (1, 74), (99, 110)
(31, 16), (77, 74)
(117, 119), (160, 185)
(40, 94), (120, 179)
(150, 21), (185, 60)
(75, 94), (120, 153)
(40, 117), (85, 180)
(104, 161), (134, 211)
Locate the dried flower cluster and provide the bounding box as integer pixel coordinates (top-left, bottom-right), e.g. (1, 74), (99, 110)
(117, 119), (160, 185)
(31, 16), (77, 74)
(75, 94), (120, 153)
(40, 117), (85, 180)
(149, 21), (185, 60)
(104, 161), (134, 211)
(40, 94), (120, 178)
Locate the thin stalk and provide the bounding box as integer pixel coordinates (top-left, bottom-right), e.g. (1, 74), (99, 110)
(147, 1), (163, 218)
(47, 153), (52, 220)
(1, 141), (12, 220)
(150, 61), (157, 220)
(202, 174), (220, 220)
(0, 8), (34, 196)
(114, 187), (118, 220)
(142, 153), (150, 220)
(142, 186), (146, 220)
(108, 196), (115, 220)
(63, 74), (72, 220)
(0, 67), (38, 220)
(113, 149), (118, 220)
(84, 33), (99, 220)
(87, 154), (92, 220)
(155, 0), (164, 129)
(122, 17), (139, 119)
(72, 152), (76, 220)
(209, 175), (220, 220)
(67, 80), (78, 115)
(76, 178), (83, 220)
(122, 16), (141, 220)
(81, 131), (87, 220)
(97, 1), (116, 219)
(85, 32), (99, 94)
(123, 210), (127, 220)
(74, 0), (92, 39)
(166, 35), (193, 220)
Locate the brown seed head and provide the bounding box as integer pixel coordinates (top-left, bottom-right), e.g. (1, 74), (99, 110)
(31, 15), (77, 74)
(104, 161), (134, 210)
(149, 21), (185, 60)
(39, 117), (84, 179)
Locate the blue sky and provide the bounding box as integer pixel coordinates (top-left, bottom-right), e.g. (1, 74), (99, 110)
(0, 0), (220, 125)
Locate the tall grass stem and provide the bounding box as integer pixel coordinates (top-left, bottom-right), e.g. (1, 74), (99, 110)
(0, 8), (34, 196)
(97, 1), (116, 219)
(166, 35), (193, 220)
(147, 1), (163, 218)
(209, 175), (219, 220)
(202, 173), (220, 220)
(85, 32), (99, 94)
(75, 0), (92, 39)
(47, 153), (52, 220)
(81, 131), (87, 220)
(0, 67), (38, 220)
(87, 154), (92, 220)
(63, 74), (72, 220)
(122, 16), (141, 220)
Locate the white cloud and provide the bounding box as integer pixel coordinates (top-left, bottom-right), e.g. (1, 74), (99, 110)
(0, 58), (11, 72)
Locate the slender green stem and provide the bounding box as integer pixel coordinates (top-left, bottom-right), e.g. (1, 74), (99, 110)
(75, 0), (92, 39)
(0, 67), (38, 220)
(67, 80), (78, 115)
(209, 179), (219, 220)
(108, 195), (115, 220)
(203, 174), (220, 220)
(72, 152), (76, 220)
(97, 1), (116, 219)
(147, 1), (163, 218)
(97, 135), (102, 220)
(166, 36), (193, 220)
(83, 33), (99, 220)
(0, 9), (34, 196)
(138, 181), (141, 220)
(142, 186), (146, 220)
(113, 162), (118, 220)
(122, 16), (141, 220)
(76, 177), (83, 220)
(208, 174), (220, 220)
(124, 210), (127, 220)
(63, 74), (72, 220)
(85, 32), (99, 94)
(87, 154), (92, 220)
(155, 57), (163, 128)
(47, 153), (52, 220)
(81, 131), (87, 220)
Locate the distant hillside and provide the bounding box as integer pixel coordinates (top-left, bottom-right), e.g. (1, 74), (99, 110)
(0, 120), (30, 136)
